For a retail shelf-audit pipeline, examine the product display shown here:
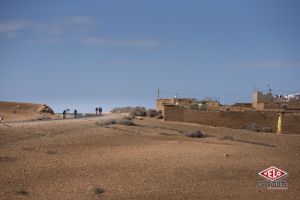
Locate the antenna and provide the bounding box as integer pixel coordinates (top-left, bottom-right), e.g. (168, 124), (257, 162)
(267, 84), (272, 94)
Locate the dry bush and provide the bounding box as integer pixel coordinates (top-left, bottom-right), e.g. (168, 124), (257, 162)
(36, 114), (51, 121)
(129, 107), (146, 118)
(16, 189), (29, 195)
(111, 106), (147, 118)
(117, 119), (136, 126)
(111, 107), (134, 113)
(262, 127), (273, 133)
(96, 118), (135, 126)
(95, 119), (117, 126)
(155, 114), (163, 119)
(184, 130), (207, 138)
(146, 109), (159, 117)
(247, 123), (260, 132)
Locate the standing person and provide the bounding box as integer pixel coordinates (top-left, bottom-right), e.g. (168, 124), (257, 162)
(95, 107), (98, 115)
(62, 110), (67, 119)
(99, 107), (102, 116)
(74, 109), (77, 118)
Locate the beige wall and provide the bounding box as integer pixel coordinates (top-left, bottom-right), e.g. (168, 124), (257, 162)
(163, 105), (299, 134)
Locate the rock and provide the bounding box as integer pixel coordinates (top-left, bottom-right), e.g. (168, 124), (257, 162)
(223, 154), (229, 157)
(135, 116), (144, 120)
(37, 105), (54, 114)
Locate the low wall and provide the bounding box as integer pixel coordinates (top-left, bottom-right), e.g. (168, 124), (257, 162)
(163, 105), (299, 134)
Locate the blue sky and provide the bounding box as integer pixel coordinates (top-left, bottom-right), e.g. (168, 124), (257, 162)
(0, 0), (299, 112)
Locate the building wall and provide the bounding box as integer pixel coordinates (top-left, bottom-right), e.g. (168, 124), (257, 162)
(282, 113), (300, 134)
(163, 105), (299, 134)
(156, 98), (196, 112)
(156, 99), (174, 112)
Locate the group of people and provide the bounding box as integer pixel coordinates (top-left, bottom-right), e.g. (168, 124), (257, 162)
(62, 106), (103, 119)
(95, 107), (102, 116)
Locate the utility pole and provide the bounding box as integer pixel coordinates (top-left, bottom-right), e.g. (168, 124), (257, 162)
(157, 88), (160, 99)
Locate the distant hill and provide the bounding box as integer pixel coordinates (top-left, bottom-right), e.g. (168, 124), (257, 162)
(0, 101), (56, 122)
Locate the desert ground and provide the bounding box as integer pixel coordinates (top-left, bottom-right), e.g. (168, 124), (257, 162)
(1, 110), (299, 200)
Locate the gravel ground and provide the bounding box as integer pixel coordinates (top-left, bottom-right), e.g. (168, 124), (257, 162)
(1, 115), (299, 199)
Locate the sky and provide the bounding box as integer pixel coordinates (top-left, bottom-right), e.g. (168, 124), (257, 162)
(0, 0), (300, 112)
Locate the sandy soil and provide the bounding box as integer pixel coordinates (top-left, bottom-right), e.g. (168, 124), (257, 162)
(0, 115), (299, 199)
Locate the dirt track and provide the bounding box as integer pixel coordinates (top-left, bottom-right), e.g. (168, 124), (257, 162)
(1, 115), (299, 199)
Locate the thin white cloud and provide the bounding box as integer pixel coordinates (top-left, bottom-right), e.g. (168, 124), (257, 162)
(82, 37), (158, 47)
(63, 16), (94, 26)
(39, 37), (61, 44)
(0, 16), (95, 40)
(42, 16), (95, 35)
(82, 37), (108, 45)
(237, 61), (300, 69)
(0, 19), (34, 33)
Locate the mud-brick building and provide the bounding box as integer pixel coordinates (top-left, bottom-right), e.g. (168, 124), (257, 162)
(252, 91), (300, 110)
(156, 98), (196, 114)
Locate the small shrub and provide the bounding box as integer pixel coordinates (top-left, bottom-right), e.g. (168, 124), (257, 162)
(111, 107), (134, 113)
(47, 149), (57, 154)
(36, 114), (50, 121)
(129, 107), (146, 118)
(117, 119), (136, 126)
(184, 130), (207, 138)
(96, 119), (117, 126)
(262, 127), (273, 133)
(96, 118), (135, 126)
(247, 123), (260, 132)
(16, 189), (29, 195)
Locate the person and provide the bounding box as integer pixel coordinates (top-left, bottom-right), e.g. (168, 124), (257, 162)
(99, 107), (102, 116)
(74, 109), (77, 118)
(95, 107), (98, 115)
(62, 110), (67, 119)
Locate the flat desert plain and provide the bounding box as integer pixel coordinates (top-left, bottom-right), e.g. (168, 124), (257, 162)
(1, 115), (299, 199)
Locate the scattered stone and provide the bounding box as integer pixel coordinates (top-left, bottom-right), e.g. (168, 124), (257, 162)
(223, 154), (229, 157)
(94, 187), (105, 195)
(135, 116), (144, 120)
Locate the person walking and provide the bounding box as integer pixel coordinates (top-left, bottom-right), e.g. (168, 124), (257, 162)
(95, 107), (99, 115)
(63, 110), (67, 119)
(74, 109), (77, 118)
(99, 107), (102, 116)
